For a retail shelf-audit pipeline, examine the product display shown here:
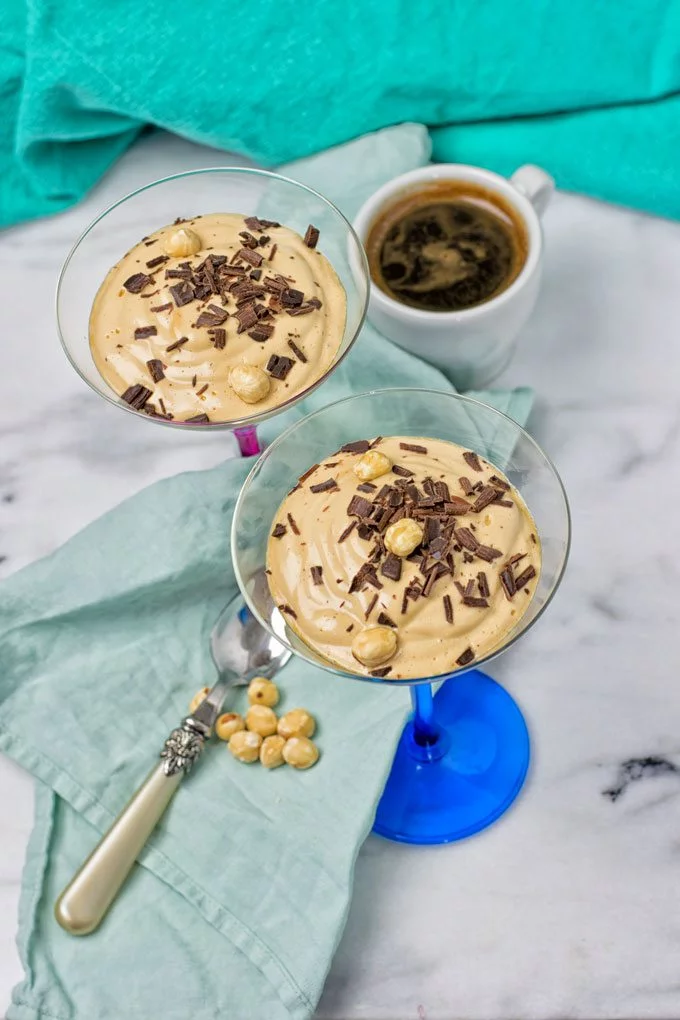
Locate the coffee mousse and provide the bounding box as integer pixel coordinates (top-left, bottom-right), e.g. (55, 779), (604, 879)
(89, 214), (346, 424)
(266, 436), (541, 680)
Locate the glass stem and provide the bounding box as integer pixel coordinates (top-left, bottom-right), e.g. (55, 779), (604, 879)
(411, 683), (438, 746)
(233, 425), (262, 457)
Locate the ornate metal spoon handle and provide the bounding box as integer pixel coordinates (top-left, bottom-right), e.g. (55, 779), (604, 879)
(55, 719), (206, 936)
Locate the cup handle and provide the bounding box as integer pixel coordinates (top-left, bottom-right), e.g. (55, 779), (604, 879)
(509, 165), (554, 218)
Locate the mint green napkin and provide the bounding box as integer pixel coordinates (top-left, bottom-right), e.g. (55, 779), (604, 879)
(2, 0), (680, 226)
(1, 124), (532, 1020)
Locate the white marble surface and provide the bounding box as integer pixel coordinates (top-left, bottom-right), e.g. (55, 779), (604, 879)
(2, 131), (680, 1019)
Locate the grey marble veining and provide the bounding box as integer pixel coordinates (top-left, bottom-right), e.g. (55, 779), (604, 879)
(2, 130), (680, 1019)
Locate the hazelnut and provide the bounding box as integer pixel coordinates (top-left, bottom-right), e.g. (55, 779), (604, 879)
(384, 518), (424, 557)
(229, 364), (271, 404)
(215, 712), (245, 741)
(283, 736), (319, 770)
(188, 687), (210, 714)
(352, 626), (398, 667)
(164, 227), (202, 258)
(353, 450), (391, 482)
(277, 708), (316, 740)
(247, 677), (279, 707)
(260, 734), (286, 769)
(245, 704), (278, 737)
(228, 729), (262, 763)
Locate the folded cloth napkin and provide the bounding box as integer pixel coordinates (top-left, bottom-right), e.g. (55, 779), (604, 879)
(1, 0), (680, 227)
(0, 124), (533, 1020)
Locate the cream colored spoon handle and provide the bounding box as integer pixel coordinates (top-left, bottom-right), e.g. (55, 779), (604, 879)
(55, 762), (183, 935)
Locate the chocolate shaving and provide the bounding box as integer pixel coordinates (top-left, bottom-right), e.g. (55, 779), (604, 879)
(287, 339), (307, 362)
(369, 436), (383, 448)
(248, 324), (274, 342)
(310, 478), (338, 494)
(463, 451), (483, 472)
(444, 497), (472, 515)
(340, 440), (371, 454)
(463, 596), (489, 608)
(235, 304), (259, 332)
(530, 533), (537, 544)
(338, 520), (356, 543)
(238, 230), (259, 249)
(268, 243), (278, 261)
(298, 463), (319, 484)
(208, 328), (226, 349)
(123, 273), (153, 294)
(422, 566), (439, 597)
(433, 481), (451, 502)
(166, 336), (189, 352)
(196, 383), (208, 396)
(169, 281), (195, 307)
(236, 248), (264, 267)
(443, 594), (453, 624)
(266, 354), (294, 380)
(454, 527), (479, 552)
(195, 307), (229, 328)
(271, 523), (287, 538)
(514, 565), (537, 589)
(500, 568), (516, 600)
(477, 572), (490, 598)
(311, 565), (323, 585)
(489, 474), (511, 491)
(145, 255), (169, 269)
(244, 216), (280, 231)
(381, 553), (402, 581)
(121, 384), (152, 409)
(281, 288), (303, 307)
(347, 495), (373, 517)
(146, 359), (165, 382)
(399, 442), (428, 454)
(508, 553), (527, 566)
(286, 513), (300, 536)
(456, 648), (475, 667)
(150, 302), (173, 313)
(423, 517), (441, 545)
(134, 326), (157, 339)
(346, 624), (354, 633)
(365, 593), (379, 619)
(185, 413), (210, 423)
(476, 545), (502, 562)
(370, 667), (392, 678)
(250, 269), (262, 281)
(377, 612), (397, 628)
(472, 486), (499, 513)
(459, 476), (474, 495)
(279, 603), (297, 619)
(357, 482), (377, 493)
(304, 224), (320, 248)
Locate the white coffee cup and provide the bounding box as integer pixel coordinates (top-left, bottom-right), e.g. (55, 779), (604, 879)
(352, 163), (554, 389)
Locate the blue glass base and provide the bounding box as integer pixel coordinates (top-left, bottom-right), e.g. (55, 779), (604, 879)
(373, 670), (530, 845)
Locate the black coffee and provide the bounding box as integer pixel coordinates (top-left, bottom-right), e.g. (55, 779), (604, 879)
(366, 181), (527, 312)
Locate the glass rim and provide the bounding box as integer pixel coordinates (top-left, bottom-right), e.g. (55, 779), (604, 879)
(231, 386), (572, 686)
(55, 165), (370, 432)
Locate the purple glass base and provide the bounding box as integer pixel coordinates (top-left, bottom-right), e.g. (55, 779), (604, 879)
(234, 425), (262, 457)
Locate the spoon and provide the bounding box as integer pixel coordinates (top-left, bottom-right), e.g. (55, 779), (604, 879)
(54, 596), (290, 935)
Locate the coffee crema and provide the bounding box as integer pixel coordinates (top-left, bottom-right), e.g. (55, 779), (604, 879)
(366, 181), (528, 313)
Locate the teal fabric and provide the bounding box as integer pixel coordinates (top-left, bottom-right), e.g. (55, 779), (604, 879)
(1, 0), (680, 227)
(0, 125), (533, 1020)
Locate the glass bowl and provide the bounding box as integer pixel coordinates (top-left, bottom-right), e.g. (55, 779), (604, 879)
(56, 167), (369, 455)
(232, 388), (571, 843)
